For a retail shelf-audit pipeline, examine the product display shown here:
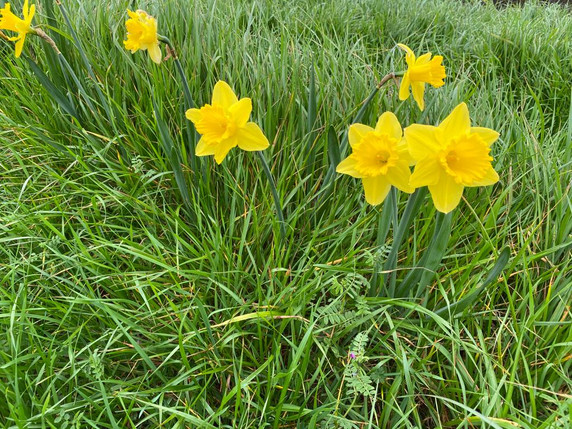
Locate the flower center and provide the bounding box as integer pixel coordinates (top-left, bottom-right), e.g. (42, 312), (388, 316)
(352, 132), (399, 177)
(439, 133), (493, 184)
(194, 104), (237, 143)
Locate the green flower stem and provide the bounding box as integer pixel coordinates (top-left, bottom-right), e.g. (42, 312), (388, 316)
(158, 35), (195, 110)
(369, 188), (397, 296)
(397, 211), (453, 298)
(157, 35), (199, 174)
(382, 188), (427, 297)
(257, 151), (287, 241)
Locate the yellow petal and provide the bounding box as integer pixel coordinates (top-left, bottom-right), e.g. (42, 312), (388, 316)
(404, 124), (442, 160)
(228, 98), (252, 127)
(410, 156), (442, 187)
(428, 56), (446, 88)
(375, 112), (402, 140)
(214, 137), (238, 164)
(195, 137), (216, 156)
(428, 175), (464, 213)
(415, 52), (432, 65)
(397, 43), (415, 67)
(437, 102), (471, 140)
(14, 35), (25, 58)
(348, 123), (374, 147)
(26, 2), (35, 24)
(185, 108), (201, 124)
(386, 162), (414, 193)
(411, 81), (425, 111)
(236, 122), (269, 151)
(362, 176), (391, 206)
(399, 72), (410, 101)
(0, 3), (11, 14)
(147, 43), (162, 64)
(336, 156), (362, 178)
(470, 127), (499, 146)
(212, 81), (238, 109)
(123, 39), (137, 52)
(0, 5), (19, 32)
(397, 138), (415, 166)
(467, 166), (499, 187)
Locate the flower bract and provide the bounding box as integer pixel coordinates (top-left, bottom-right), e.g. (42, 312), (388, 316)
(185, 81), (270, 164)
(124, 9), (162, 64)
(405, 102), (500, 213)
(336, 112), (415, 205)
(398, 43), (446, 111)
(0, 0), (36, 58)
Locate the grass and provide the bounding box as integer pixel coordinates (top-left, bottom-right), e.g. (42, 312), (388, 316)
(0, 0), (571, 427)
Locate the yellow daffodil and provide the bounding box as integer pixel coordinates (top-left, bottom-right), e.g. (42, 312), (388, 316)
(398, 43), (446, 111)
(0, 0), (36, 58)
(405, 102), (499, 213)
(185, 81), (270, 164)
(336, 112), (415, 205)
(123, 9), (162, 64)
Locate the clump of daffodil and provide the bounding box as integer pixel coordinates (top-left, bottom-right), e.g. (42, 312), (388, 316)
(0, 0), (36, 58)
(336, 112), (415, 205)
(123, 9), (162, 64)
(405, 102), (499, 213)
(186, 81), (270, 164)
(398, 43), (446, 111)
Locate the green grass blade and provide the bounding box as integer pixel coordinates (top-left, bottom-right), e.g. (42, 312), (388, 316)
(153, 99), (192, 209)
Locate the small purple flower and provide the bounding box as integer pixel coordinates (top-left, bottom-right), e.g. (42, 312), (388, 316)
(349, 352), (356, 359)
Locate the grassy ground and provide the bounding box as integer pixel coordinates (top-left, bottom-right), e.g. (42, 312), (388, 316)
(1, 0), (571, 427)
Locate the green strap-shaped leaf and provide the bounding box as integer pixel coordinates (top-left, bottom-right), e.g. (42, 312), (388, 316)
(370, 189), (397, 296)
(397, 211), (453, 297)
(383, 188), (427, 297)
(25, 57), (78, 119)
(153, 99), (192, 209)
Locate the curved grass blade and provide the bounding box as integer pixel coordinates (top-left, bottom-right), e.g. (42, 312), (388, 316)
(304, 62), (318, 175)
(434, 247), (511, 317)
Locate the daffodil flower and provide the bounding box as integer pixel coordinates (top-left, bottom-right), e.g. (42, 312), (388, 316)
(186, 81), (270, 164)
(405, 102), (499, 213)
(123, 9), (162, 64)
(336, 112), (415, 205)
(398, 43), (446, 111)
(0, 0), (36, 58)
